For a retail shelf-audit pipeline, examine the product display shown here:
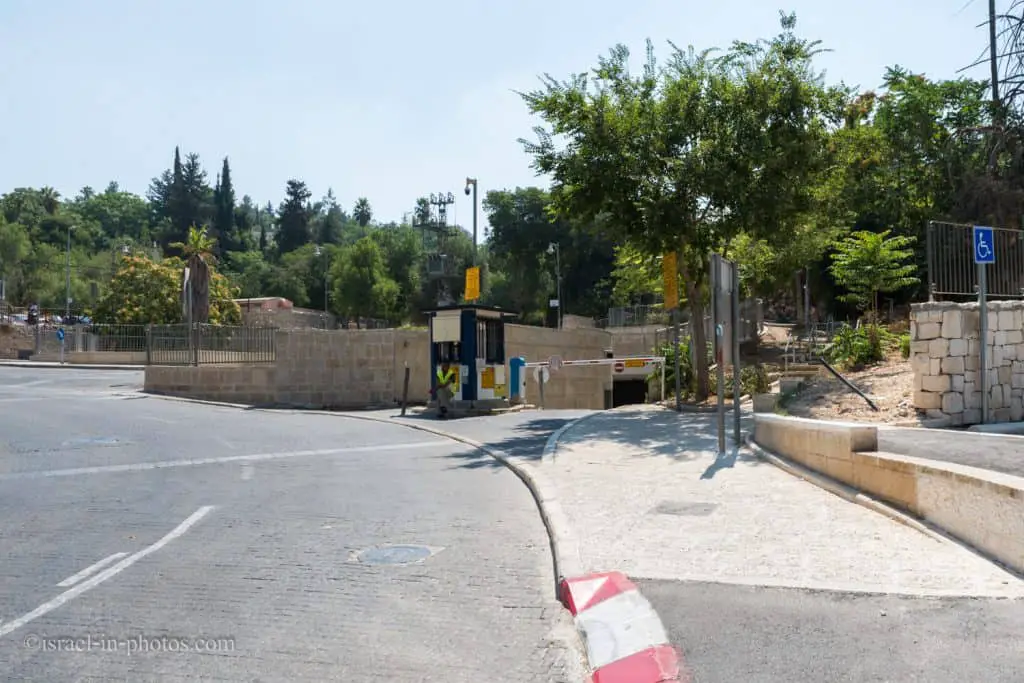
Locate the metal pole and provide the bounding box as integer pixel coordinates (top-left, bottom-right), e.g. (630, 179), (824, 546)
(979, 262), (989, 424)
(712, 255), (726, 455)
(61, 225), (72, 365)
(673, 308), (681, 411)
(731, 263), (742, 447)
(556, 245), (562, 329)
(661, 359), (666, 405)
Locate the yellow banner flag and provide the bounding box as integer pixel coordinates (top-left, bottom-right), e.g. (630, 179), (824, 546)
(663, 252), (679, 310)
(465, 266), (481, 301)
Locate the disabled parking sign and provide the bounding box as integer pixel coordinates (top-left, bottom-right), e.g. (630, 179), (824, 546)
(56, 328), (65, 342)
(974, 226), (995, 264)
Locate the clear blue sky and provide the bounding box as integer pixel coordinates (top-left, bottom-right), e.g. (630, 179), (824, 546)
(0, 0), (992, 234)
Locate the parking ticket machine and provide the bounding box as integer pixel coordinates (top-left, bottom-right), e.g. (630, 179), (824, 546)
(426, 304), (516, 409)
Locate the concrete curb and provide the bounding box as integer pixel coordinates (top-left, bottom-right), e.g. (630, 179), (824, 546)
(542, 411), (603, 463)
(0, 362), (144, 371)
(743, 434), (962, 548)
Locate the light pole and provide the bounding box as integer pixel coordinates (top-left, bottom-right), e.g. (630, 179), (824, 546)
(61, 224), (73, 364)
(313, 245), (329, 322)
(547, 242), (562, 329)
(464, 178), (478, 264)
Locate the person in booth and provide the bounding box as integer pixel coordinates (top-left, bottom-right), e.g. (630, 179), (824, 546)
(435, 361), (457, 419)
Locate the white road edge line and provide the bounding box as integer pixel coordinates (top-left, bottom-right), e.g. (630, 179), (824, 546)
(56, 552), (129, 588)
(0, 441), (448, 481)
(0, 506), (215, 639)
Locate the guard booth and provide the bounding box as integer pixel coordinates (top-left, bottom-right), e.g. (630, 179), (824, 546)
(425, 304), (517, 413)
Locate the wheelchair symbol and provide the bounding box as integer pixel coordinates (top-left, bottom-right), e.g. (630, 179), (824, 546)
(974, 226), (995, 264)
(977, 238), (992, 260)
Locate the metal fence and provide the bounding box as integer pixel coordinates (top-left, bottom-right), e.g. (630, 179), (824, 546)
(597, 304), (671, 329)
(148, 324), (277, 365)
(35, 324), (149, 356)
(927, 221), (1024, 300)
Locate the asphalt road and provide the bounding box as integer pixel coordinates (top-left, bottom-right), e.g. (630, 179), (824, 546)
(879, 426), (1024, 478)
(642, 580), (1024, 683)
(0, 368), (584, 682)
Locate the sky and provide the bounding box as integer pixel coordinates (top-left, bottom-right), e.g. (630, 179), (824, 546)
(0, 0), (995, 238)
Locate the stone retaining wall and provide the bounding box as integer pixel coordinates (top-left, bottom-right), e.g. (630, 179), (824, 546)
(754, 414), (1024, 574)
(910, 301), (1024, 425)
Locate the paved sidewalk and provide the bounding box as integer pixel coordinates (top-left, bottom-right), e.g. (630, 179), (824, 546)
(542, 405), (1023, 598)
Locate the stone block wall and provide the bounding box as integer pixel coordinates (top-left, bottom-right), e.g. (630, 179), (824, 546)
(507, 325), (613, 410)
(144, 323), (666, 411)
(910, 301), (1024, 425)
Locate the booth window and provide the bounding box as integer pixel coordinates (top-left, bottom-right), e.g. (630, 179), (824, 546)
(477, 318), (504, 364)
(436, 341), (460, 363)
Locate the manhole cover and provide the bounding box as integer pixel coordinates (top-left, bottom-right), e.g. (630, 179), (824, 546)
(354, 545), (440, 566)
(653, 501), (718, 517)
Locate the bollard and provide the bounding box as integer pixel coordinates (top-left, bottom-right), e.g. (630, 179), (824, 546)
(400, 365), (411, 416)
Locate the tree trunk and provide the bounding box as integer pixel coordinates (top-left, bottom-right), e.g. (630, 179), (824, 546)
(684, 271), (710, 402)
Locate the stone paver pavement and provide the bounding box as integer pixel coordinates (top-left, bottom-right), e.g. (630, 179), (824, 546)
(541, 405), (1024, 598)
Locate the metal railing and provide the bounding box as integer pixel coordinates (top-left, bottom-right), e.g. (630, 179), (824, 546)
(927, 220), (1024, 299)
(597, 304), (671, 329)
(35, 324), (149, 356)
(148, 324), (277, 365)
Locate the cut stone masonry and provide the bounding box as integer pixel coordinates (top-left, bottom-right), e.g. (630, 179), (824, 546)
(910, 301), (1024, 425)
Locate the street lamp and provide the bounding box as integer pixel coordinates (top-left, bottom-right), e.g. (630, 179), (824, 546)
(547, 242), (562, 329)
(313, 245), (329, 320)
(61, 224), (74, 365)
(464, 177), (478, 264)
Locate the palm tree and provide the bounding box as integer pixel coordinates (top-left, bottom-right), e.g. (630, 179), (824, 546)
(353, 197), (373, 227)
(39, 187), (60, 215)
(170, 225), (218, 263)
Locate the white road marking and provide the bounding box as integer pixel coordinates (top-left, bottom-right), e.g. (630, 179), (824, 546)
(240, 464), (254, 481)
(0, 441), (449, 481)
(0, 506), (215, 639)
(56, 552), (129, 587)
(139, 416), (175, 424)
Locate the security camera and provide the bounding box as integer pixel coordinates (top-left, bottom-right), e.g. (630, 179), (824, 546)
(464, 186), (471, 196)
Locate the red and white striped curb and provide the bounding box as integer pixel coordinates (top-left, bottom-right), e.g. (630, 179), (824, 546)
(560, 571), (689, 683)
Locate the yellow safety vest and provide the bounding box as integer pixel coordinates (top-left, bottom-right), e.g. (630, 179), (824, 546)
(437, 367), (456, 387)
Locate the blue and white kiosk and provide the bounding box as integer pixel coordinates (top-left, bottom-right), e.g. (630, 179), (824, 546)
(425, 304), (517, 414)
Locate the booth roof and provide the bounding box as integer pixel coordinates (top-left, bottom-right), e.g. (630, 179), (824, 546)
(422, 304), (517, 319)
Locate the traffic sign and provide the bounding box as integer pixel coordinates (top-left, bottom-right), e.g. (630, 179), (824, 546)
(974, 226), (995, 264)
(56, 328), (65, 342)
(548, 355), (563, 372)
(613, 361), (625, 373)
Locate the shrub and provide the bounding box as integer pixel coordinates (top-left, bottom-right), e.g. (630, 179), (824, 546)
(899, 333), (911, 359)
(708, 363), (771, 399)
(827, 324), (886, 370)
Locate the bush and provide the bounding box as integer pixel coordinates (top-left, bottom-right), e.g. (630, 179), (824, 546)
(708, 364), (771, 399)
(899, 333), (911, 359)
(827, 324), (887, 370)
(658, 335), (712, 400)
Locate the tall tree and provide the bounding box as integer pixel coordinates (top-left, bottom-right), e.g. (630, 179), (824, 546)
(276, 180), (312, 255)
(519, 13), (842, 397)
(353, 197), (373, 227)
(212, 157), (239, 254)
